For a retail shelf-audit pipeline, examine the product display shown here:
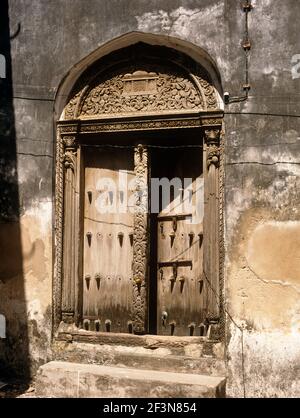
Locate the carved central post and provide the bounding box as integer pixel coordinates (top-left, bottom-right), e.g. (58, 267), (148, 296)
(132, 144), (149, 334)
(203, 126), (221, 326)
(61, 135), (79, 324)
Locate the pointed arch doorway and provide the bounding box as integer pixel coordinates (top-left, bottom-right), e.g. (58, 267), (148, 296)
(54, 42), (224, 340)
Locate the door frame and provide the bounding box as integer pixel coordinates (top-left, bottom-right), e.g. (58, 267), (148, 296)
(54, 113), (223, 339)
(53, 45), (224, 342)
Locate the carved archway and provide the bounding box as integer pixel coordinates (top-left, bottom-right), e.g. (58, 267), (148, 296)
(55, 42), (224, 339)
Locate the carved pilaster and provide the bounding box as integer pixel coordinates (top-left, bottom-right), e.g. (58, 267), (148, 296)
(132, 144), (149, 334)
(53, 133), (64, 329)
(61, 135), (79, 324)
(203, 127), (221, 324)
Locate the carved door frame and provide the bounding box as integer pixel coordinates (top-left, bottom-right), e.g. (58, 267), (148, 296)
(53, 45), (224, 341)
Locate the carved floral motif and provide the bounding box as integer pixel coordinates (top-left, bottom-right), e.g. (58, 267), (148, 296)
(64, 150), (77, 171)
(64, 91), (81, 120)
(63, 64), (219, 120)
(204, 128), (221, 168)
(132, 144), (149, 334)
(79, 72), (203, 117)
(62, 135), (77, 148)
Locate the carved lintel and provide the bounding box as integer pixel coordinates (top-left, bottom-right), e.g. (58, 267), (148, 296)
(132, 144), (149, 334)
(58, 123), (79, 136)
(79, 69), (205, 118)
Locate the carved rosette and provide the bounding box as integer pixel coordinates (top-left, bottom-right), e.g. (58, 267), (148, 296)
(61, 135), (79, 324)
(132, 144), (149, 334)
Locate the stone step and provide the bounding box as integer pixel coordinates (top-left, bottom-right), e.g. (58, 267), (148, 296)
(54, 342), (226, 377)
(36, 361), (226, 398)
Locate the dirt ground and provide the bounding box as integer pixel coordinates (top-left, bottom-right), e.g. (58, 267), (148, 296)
(0, 380), (36, 398)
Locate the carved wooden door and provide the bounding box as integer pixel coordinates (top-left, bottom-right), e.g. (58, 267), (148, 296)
(82, 147), (135, 333)
(153, 147), (205, 336)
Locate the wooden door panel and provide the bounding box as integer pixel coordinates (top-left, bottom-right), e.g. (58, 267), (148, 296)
(157, 217), (204, 336)
(83, 147), (134, 333)
(154, 147), (204, 336)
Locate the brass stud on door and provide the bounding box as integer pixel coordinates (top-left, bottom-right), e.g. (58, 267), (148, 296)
(87, 190), (92, 204)
(188, 231), (194, 246)
(86, 232), (92, 247)
(105, 319), (111, 332)
(127, 321), (133, 334)
(198, 278), (204, 293)
(129, 232), (133, 246)
(188, 322), (196, 336)
(169, 230), (175, 247)
(95, 273), (101, 290)
(169, 321), (176, 336)
(169, 275), (176, 292)
(83, 319), (90, 331)
(118, 231), (124, 246)
(198, 323), (207, 336)
(198, 232), (203, 247)
(85, 275), (91, 290)
(161, 311), (168, 328)
(94, 319), (101, 332)
(179, 276), (185, 293)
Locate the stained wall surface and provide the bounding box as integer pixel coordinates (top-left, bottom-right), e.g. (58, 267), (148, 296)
(0, 0), (299, 396)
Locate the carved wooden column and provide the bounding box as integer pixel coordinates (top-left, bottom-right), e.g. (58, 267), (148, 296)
(203, 126), (222, 327)
(61, 135), (79, 324)
(132, 144), (149, 334)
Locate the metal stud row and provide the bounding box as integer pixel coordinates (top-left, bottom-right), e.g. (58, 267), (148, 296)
(82, 318), (133, 333)
(86, 231), (133, 247)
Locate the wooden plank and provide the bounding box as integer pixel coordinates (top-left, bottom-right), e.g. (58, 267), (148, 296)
(154, 147), (205, 336)
(83, 147), (134, 333)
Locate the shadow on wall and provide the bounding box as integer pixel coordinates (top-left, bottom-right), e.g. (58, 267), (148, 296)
(0, 0), (30, 379)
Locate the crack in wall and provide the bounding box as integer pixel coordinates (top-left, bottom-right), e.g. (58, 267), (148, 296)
(246, 262), (300, 294)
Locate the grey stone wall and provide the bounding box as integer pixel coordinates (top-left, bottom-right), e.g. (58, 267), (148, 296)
(0, 0), (299, 396)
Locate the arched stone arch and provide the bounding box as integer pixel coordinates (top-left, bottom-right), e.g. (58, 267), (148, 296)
(54, 32), (223, 121)
(54, 37), (224, 340)
(61, 42), (221, 121)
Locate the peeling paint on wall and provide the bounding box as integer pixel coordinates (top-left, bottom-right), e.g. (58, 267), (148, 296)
(227, 324), (300, 398)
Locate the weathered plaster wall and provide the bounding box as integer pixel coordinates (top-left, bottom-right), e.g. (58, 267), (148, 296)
(223, 0), (300, 397)
(0, 0), (299, 396)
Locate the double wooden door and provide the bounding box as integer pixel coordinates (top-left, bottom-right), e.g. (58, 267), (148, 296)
(82, 144), (205, 336)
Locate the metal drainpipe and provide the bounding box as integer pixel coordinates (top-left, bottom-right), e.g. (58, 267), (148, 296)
(224, 0), (253, 104)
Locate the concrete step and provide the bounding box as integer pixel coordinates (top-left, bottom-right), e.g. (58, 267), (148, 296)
(36, 361), (226, 398)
